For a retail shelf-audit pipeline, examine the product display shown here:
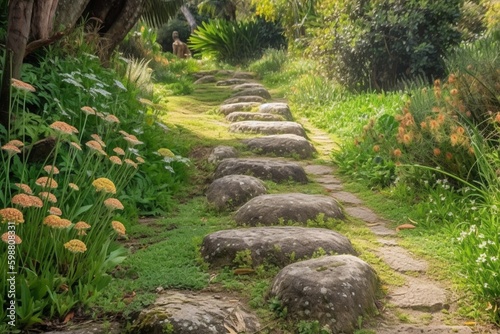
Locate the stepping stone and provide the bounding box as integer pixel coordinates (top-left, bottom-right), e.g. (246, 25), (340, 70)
(234, 193), (344, 226)
(207, 145), (238, 164)
(206, 175), (267, 211)
(269, 255), (379, 334)
(369, 224), (397, 236)
(243, 134), (316, 159)
(217, 69), (234, 76)
(315, 175), (342, 185)
(223, 95), (266, 105)
(44, 323), (122, 334)
(219, 102), (261, 115)
(193, 75), (217, 84)
(377, 246), (428, 273)
(231, 87), (271, 99)
(330, 191), (363, 205)
(193, 70), (217, 78)
(304, 165), (335, 175)
(216, 78), (249, 86)
(130, 291), (261, 333)
(229, 121), (307, 137)
(214, 158), (308, 184)
(226, 112), (285, 122)
(344, 206), (381, 224)
(372, 325), (473, 334)
(258, 103), (293, 121)
(389, 277), (448, 311)
(233, 71), (256, 79)
(233, 83), (264, 91)
(201, 227), (357, 268)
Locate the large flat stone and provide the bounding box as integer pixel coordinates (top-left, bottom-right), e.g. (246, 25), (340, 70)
(231, 87), (271, 99)
(233, 83), (264, 90)
(233, 71), (256, 79)
(201, 226), (357, 268)
(372, 325), (473, 334)
(214, 158), (308, 184)
(216, 78), (249, 86)
(207, 145), (238, 164)
(193, 75), (217, 84)
(130, 291), (261, 334)
(243, 134), (316, 159)
(304, 165), (335, 175)
(219, 102), (260, 115)
(206, 175), (267, 211)
(390, 277), (448, 311)
(269, 255), (379, 334)
(330, 191), (363, 205)
(258, 103), (293, 121)
(223, 96), (266, 105)
(377, 246), (428, 273)
(234, 193), (344, 226)
(230, 121), (307, 137)
(226, 112), (285, 122)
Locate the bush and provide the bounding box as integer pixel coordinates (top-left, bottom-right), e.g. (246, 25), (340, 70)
(188, 18), (285, 65)
(248, 48), (288, 78)
(307, 0), (463, 91)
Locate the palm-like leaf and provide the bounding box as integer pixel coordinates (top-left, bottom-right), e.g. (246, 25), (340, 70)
(141, 0), (185, 28)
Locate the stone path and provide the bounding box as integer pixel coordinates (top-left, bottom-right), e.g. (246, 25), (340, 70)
(55, 70), (481, 333)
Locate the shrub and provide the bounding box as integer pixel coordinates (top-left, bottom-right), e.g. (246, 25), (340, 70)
(248, 48), (288, 78)
(307, 0), (463, 91)
(188, 18), (285, 65)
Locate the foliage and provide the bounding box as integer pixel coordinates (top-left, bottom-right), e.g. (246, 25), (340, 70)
(297, 320), (332, 334)
(157, 18), (192, 53)
(458, 1), (488, 41)
(306, 0), (463, 91)
(188, 18), (285, 65)
(248, 48), (288, 78)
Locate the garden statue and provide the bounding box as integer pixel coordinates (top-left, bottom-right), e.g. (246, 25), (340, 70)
(172, 31), (191, 59)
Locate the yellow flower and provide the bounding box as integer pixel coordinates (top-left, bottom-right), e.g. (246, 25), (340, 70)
(138, 98), (154, 106)
(433, 148), (441, 156)
(403, 133), (413, 145)
(118, 130), (130, 137)
(74, 221), (91, 230)
(43, 165), (60, 175)
(136, 156), (145, 164)
(14, 183), (33, 195)
(6, 140), (24, 148)
(450, 133), (459, 146)
(70, 142), (82, 151)
(1, 144), (21, 155)
(494, 113), (500, 124)
(372, 145), (380, 153)
(11, 78), (36, 92)
(104, 198), (124, 211)
(1, 232), (22, 244)
(29, 196), (43, 208)
(111, 221), (126, 236)
(49, 207), (62, 216)
(123, 135), (143, 146)
(109, 156), (122, 165)
(0, 208), (24, 224)
(157, 148), (174, 158)
(92, 178), (116, 194)
(64, 239), (87, 253)
(49, 121), (79, 135)
(450, 88), (459, 96)
(81, 106), (96, 115)
(36, 177), (58, 189)
(69, 183), (80, 191)
(446, 152), (453, 160)
(113, 147), (126, 156)
(393, 149), (402, 158)
(39, 192), (57, 203)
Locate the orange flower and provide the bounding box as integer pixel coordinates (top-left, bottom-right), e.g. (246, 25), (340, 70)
(11, 78), (36, 92)
(43, 215), (71, 229)
(68, 183), (80, 191)
(403, 133), (413, 145)
(118, 130), (130, 137)
(12, 194), (37, 208)
(0, 208), (24, 224)
(124, 159), (138, 169)
(43, 165), (60, 175)
(429, 120), (439, 130)
(90, 134), (106, 147)
(86, 140), (107, 156)
(494, 113), (500, 123)
(49, 207), (62, 216)
(448, 73), (456, 84)
(109, 156), (122, 165)
(70, 142), (82, 151)
(104, 198), (124, 211)
(393, 149), (402, 158)
(29, 196), (43, 208)
(81, 106), (96, 115)
(39, 192), (57, 203)
(50, 121), (79, 135)
(74, 221), (91, 235)
(450, 89), (458, 96)
(64, 239), (87, 253)
(6, 140), (24, 148)
(1, 144), (21, 155)
(456, 126), (465, 135)
(445, 152), (453, 160)
(136, 156), (145, 164)
(433, 148), (441, 156)
(1, 232), (22, 244)
(92, 178), (116, 194)
(372, 145), (380, 153)
(450, 133), (459, 146)
(113, 147), (126, 156)
(420, 121), (427, 129)
(14, 183), (33, 195)
(104, 115), (120, 123)
(36, 177), (58, 189)
(468, 147), (475, 155)
(111, 221), (126, 235)
(123, 135), (143, 146)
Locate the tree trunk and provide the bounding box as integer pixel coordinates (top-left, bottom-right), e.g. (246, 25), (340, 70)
(180, 5), (197, 33)
(0, 0), (34, 130)
(97, 0), (145, 66)
(31, 0), (58, 39)
(53, 0), (90, 31)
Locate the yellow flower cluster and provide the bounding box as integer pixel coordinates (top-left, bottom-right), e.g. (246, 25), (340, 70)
(49, 121), (79, 135)
(64, 239), (87, 253)
(36, 177), (58, 189)
(111, 221), (126, 236)
(0, 208), (24, 224)
(43, 215), (71, 229)
(1, 232), (22, 244)
(157, 148), (174, 158)
(104, 198), (124, 211)
(92, 178), (116, 194)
